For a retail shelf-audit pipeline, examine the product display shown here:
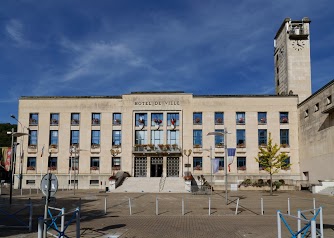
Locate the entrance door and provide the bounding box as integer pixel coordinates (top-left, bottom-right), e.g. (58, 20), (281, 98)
(151, 157), (163, 177)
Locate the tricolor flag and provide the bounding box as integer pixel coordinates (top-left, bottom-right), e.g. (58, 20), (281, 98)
(212, 158), (220, 174)
(227, 148), (236, 172)
(40, 145), (45, 158)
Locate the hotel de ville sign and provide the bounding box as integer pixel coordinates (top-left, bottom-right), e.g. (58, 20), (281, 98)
(134, 101), (180, 106)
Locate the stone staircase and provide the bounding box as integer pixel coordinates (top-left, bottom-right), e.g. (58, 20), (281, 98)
(317, 186), (334, 196)
(112, 177), (187, 193)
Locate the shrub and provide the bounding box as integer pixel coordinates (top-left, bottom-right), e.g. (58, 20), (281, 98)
(267, 179), (271, 186)
(273, 181), (282, 190)
(241, 179), (252, 187)
(257, 179), (265, 187)
(279, 179), (285, 185)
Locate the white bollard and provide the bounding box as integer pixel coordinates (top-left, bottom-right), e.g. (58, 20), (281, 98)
(104, 197), (107, 215)
(311, 219), (316, 238)
(235, 198), (239, 215)
(38, 217), (43, 238)
(288, 197), (290, 215)
(313, 198), (316, 212)
(182, 197), (184, 216)
(208, 197), (211, 216)
(76, 209), (80, 238)
(320, 207), (324, 238)
(156, 196), (158, 215)
(129, 198), (132, 215)
(261, 198), (264, 215)
(61, 208), (65, 237)
(297, 210), (301, 238)
(277, 211), (282, 238)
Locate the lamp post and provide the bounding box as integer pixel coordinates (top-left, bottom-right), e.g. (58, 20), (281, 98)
(183, 149), (192, 173)
(7, 129), (28, 204)
(10, 114), (29, 190)
(207, 128), (230, 205)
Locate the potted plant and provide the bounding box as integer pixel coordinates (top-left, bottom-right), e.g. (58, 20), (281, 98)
(260, 118), (266, 123)
(216, 117), (223, 124)
(281, 117), (288, 123)
(194, 118), (201, 124)
(27, 166), (35, 170)
(238, 117), (245, 123)
(114, 119), (121, 125)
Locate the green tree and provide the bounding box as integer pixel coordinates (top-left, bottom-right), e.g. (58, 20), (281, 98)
(0, 123), (17, 147)
(255, 132), (290, 195)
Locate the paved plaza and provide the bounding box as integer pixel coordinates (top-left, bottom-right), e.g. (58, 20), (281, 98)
(1, 187), (334, 237)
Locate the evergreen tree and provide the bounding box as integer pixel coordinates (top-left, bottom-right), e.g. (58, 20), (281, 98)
(255, 132), (290, 195)
(0, 123), (17, 147)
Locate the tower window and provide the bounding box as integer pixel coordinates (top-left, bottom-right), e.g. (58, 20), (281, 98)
(314, 103), (319, 112)
(327, 96), (332, 105)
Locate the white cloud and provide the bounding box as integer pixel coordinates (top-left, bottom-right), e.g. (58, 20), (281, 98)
(5, 19), (30, 47)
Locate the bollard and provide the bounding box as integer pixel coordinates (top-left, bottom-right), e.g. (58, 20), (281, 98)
(129, 198), (132, 215)
(297, 210), (301, 238)
(104, 197), (107, 215)
(156, 196), (158, 215)
(29, 198), (33, 232)
(37, 188), (38, 194)
(320, 207), (323, 238)
(38, 217), (43, 238)
(277, 211), (282, 238)
(208, 197), (211, 216)
(76, 208), (80, 238)
(182, 197), (184, 216)
(61, 207), (65, 236)
(30, 187), (32, 195)
(235, 198), (239, 215)
(311, 219), (316, 238)
(287, 197), (290, 215)
(261, 198), (264, 215)
(313, 198), (316, 212)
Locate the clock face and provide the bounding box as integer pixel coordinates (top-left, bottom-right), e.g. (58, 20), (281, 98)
(291, 40), (305, 51)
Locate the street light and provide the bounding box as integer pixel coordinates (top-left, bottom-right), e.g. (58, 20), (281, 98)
(7, 129), (28, 204)
(207, 129), (230, 205)
(10, 114), (29, 189)
(183, 149), (192, 173)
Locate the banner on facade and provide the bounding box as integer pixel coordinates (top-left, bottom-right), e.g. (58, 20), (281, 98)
(212, 158), (220, 174)
(227, 148), (236, 172)
(1, 147), (12, 172)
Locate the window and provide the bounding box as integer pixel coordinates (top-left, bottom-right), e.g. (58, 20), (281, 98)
(29, 130), (38, 146)
(193, 112), (202, 125)
(280, 129), (289, 147)
(112, 157), (121, 170)
(237, 157), (246, 170)
(280, 112), (289, 123)
(135, 113), (147, 126)
(151, 113), (163, 126)
(135, 130), (147, 145)
(167, 130), (179, 145)
(236, 129), (246, 148)
(50, 113), (59, 125)
(91, 130), (100, 146)
(71, 113), (80, 125)
(69, 157), (79, 170)
(92, 113), (101, 125)
(193, 157), (202, 170)
(49, 130), (58, 147)
(217, 157), (224, 170)
(193, 130), (202, 148)
(236, 112), (245, 124)
(90, 180), (99, 185)
(26, 180), (35, 184)
(113, 113), (122, 125)
(27, 157), (36, 170)
(215, 112), (224, 125)
(258, 129), (267, 146)
(151, 130), (163, 145)
(112, 130), (122, 146)
(29, 113), (38, 125)
(327, 95), (332, 105)
(70, 130), (80, 146)
(167, 113), (179, 126)
(215, 129), (224, 147)
(48, 157), (57, 170)
(258, 112), (267, 124)
(304, 109), (309, 118)
(282, 157), (291, 170)
(90, 157), (100, 170)
(314, 103), (319, 112)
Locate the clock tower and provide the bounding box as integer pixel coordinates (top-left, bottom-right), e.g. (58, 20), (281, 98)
(274, 17), (312, 102)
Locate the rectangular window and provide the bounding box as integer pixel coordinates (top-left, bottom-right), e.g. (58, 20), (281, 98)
(49, 130), (58, 147)
(71, 113), (80, 125)
(217, 157), (224, 170)
(280, 112), (289, 123)
(193, 112), (202, 125)
(167, 130), (179, 145)
(90, 157), (100, 170)
(258, 112), (267, 124)
(90, 180), (99, 185)
(236, 129), (246, 147)
(151, 113), (163, 126)
(193, 157), (202, 170)
(280, 129), (289, 147)
(193, 130), (202, 148)
(135, 113), (147, 126)
(215, 129), (224, 147)
(237, 157), (246, 170)
(50, 113), (59, 125)
(113, 113), (122, 125)
(69, 157), (79, 170)
(48, 157), (57, 170)
(29, 113), (38, 125)
(91, 130), (100, 146)
(26, 180), (35, 184)
(167, 113), (179, 126)
(27, 157), (36, 170)
(112, 130), (122, 146)
(236, 112), (245, 124)
(258, 129), (267, 146)
(112, 157), (121, 170)
(70, 130), (80, 146)
(215, 112), (224, 125)
(135, 130), (147, 145)
(151, 130), (163, 146)
(29, 130), (38, 146)
(282, 157), (291, 170)
(92, 113), (101, 125)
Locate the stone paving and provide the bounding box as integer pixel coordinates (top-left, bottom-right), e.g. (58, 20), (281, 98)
(1, 187), (334, 237)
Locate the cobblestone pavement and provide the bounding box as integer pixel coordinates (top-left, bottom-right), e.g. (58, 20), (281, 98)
(1, 188), (334, 237)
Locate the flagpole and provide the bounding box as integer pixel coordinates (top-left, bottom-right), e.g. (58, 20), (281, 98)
(224, 128), (228, 205)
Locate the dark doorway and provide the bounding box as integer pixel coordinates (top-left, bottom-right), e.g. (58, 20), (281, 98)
(151, 164), (163, 177)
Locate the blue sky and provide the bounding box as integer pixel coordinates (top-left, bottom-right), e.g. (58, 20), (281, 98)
(1, 0), (333, 123)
